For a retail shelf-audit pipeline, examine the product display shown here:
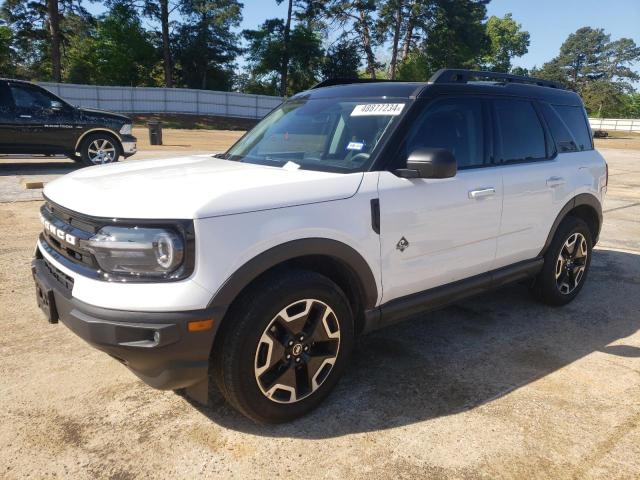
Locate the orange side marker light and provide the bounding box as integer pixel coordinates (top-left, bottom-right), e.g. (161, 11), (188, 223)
(188, 319), (214, 332)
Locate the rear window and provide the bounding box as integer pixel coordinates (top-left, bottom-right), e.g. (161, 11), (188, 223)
(540, 103), (578, 153)
(552, 105), (593, 151)
(493, 99), (547, 163)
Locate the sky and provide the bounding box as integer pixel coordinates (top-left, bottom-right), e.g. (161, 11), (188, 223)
(240, 0), (640, 71)
(87, 0), (640, 72)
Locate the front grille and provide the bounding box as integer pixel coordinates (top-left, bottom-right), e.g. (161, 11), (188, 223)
(45, 201), (101, 234)
(40, 201), (98, 270)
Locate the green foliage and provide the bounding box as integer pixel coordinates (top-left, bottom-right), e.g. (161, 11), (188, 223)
(582, 81), (627, 117)
(0, 0), (637, 115)
(0, 0), (89, 80)
(0, 24), (15, 76)
(622, 93), (640, 118)
(422, 0), (490, 71)
(533, 27), (640, 117)
(243, 18), (324, 95)
(65, 3), (159, 86)
(321, 38), (361, 79)
(397, 0), (490, 80)
(173, 0), (243, 90)
(483, 13), (529, 72)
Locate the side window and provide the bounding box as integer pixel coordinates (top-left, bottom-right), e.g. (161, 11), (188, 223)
(493, 99), (547, 163)
(405, 97), (485, 169)
(552, 105), (593, 151)
(9, 84), (57, 110)
(0, 84), (13, 110)
(539, 103), (578, 153)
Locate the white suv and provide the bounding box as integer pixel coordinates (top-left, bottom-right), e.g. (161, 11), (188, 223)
(32, 70), (607, 423)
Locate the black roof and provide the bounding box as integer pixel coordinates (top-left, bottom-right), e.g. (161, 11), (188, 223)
(296, 69), (582, 106)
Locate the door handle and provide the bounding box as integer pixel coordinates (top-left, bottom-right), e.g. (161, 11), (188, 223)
(19, 115), (32, 118)
(546, 176), (566, 188)
(468, 187), (496, 199)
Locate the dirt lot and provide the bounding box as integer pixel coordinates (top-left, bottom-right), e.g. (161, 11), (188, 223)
(0, 133), (639, 479)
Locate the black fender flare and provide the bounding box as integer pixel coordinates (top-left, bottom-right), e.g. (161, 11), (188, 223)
(539, 193), (603, 256)
(207, 238), (379, 312)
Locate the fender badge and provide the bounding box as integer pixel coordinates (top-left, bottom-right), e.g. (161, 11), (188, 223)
(396, 237), (409, 252)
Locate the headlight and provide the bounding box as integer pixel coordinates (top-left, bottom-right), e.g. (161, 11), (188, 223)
(85, 226), (184, 279)
(119, 123), (133, 135)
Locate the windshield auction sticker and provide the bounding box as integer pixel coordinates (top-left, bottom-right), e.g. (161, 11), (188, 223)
(351, 103), (405, 116)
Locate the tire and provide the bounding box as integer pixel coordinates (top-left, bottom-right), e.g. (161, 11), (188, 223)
(211, 269), (354, 423)
(79, 133), (121, 166)
(531, 216), (593, 306)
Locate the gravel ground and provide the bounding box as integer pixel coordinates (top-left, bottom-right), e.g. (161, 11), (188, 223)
(0, 145), (638, 479)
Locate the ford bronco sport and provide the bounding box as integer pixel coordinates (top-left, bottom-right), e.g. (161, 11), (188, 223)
(32, 70), (606, 423)
(0, 78), (136, 165)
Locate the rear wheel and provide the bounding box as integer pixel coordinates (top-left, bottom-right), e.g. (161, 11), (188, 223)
(211, 270), (354, 423)
(531, 216), (593, 306)
(79, 133), (121, 166)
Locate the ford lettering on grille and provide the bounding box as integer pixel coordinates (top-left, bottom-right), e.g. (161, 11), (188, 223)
(40, 215), (78, 246)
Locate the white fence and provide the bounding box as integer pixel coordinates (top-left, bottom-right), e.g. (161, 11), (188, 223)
(589, 117), (640, 133)
(38, 82), (283, 120)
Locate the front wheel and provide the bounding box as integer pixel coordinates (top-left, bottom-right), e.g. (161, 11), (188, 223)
(531, 216), (593, 306)
(211, 270), (354, 423)
(79, 133), (121, 166)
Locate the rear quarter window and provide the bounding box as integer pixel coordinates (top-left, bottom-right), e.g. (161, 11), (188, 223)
(539, 103), (579, 153)
(493, 99), (547, 163)
(552, 105), (593, 151)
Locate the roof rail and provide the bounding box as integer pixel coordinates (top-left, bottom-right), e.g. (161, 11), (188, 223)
(428, 69), (565, 90)
(310, 78), (401, 89)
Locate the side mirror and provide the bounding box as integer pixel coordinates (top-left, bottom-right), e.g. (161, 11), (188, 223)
(394, 148), (457, 179)
(50, 101), (64, 111)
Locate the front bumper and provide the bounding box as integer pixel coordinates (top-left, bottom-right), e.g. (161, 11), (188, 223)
(31, 256), (223, 391)
(121, 134), (137, 157)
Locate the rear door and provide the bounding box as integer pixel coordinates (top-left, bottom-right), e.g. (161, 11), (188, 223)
(0, 81), (14, 152)
(378, 96), (503, 303)
(6, 82), (76, 152)
(493, 97), (570, 267)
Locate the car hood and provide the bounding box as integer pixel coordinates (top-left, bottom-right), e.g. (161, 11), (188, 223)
(44, 156), (364, 219)
(77, 106), (130, 122)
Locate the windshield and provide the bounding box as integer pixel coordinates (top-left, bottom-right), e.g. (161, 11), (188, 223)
(224, 98), (406, 172)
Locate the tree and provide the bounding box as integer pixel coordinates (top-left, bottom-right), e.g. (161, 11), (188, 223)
(397, 0), (489, 81)
(326, 0), (380, 79)
(174, 0), (243, 90)
(47, 0), (62, 81)
(582, 81), (627, 117)
(423, 0), (489, 71)
(277, 0), (293, 96)
(376, 0), (403, 79)
(482, 13), (529, 72)
(622, 93), (640, 118)
(0, 0), (89, 81)
(321, 38), (360, 79)
(65, 3), (158, 85)
(533, 27), (640, 115)
(141, 0), (180, 87)
(243, 18), (324, 95)
(535, 27), (640, 92)
(0, 25), (16, 76)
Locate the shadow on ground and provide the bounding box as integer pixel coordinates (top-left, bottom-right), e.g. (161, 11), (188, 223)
(0, 160), (80, 176)
(186, 248), (640, 438)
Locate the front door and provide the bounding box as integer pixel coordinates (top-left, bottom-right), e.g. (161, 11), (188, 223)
(378, 97), (502, 304)
(0, 82), (14, 152)
(6, 82), (76, 153)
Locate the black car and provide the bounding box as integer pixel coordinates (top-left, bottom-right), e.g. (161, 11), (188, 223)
(0, 78), (137, 165)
